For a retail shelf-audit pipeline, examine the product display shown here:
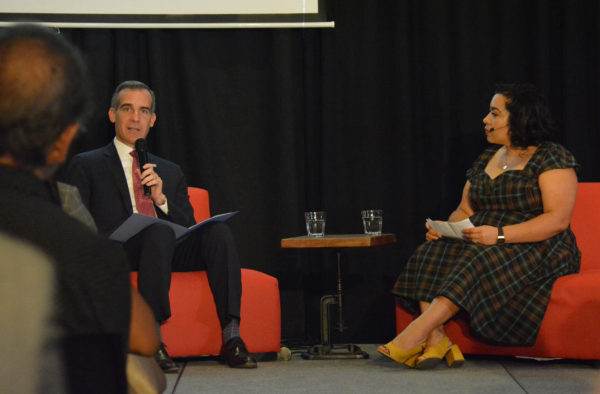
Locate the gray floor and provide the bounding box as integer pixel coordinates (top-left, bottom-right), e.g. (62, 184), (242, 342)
(164, 344), (600, 393)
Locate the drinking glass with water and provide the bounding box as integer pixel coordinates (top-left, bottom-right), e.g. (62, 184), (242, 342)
(362, 210), (382, 235)
(305, 211), (326, 236)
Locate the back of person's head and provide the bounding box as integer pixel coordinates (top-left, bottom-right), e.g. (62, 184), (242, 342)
(110, 80), (156, 113)
(0, 24), (91, 168)
(494, 83), (557, 148)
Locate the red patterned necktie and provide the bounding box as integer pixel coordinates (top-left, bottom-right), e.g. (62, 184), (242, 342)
(130, 150), (156, 217)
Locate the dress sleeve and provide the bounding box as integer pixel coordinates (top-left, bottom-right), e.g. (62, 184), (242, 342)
(536, 142), (580, 175)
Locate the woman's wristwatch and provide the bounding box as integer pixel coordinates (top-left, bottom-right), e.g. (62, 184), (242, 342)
(497, 226), (505, 244)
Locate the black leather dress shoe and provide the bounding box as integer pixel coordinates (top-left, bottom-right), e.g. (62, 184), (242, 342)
(154, 343), (180, 373)
(220, 337), (258, 368)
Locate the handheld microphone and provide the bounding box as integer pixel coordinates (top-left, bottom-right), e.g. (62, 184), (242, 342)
(134, 138), (151, 196)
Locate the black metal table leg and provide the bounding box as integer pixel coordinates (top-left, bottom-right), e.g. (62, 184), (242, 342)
(301, 249), (369, 360)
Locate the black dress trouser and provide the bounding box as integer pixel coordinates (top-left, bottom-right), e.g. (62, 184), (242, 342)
(123, 221), (242, 327)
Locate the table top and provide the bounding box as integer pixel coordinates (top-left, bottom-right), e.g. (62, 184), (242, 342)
(281, 233), (397, 248)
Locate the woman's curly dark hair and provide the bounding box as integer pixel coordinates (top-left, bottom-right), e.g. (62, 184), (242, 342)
(495, 83), (557, 148)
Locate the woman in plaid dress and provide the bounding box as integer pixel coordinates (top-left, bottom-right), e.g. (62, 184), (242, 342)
(378, 84), (580, 369)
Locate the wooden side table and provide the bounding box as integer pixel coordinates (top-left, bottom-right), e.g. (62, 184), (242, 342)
(281, 233), (397, 359)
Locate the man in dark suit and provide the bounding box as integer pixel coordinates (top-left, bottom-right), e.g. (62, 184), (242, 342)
(64, 80), (256, 370)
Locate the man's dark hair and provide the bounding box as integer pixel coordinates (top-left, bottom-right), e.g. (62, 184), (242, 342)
(494, 83), (557, 148)
(110, 80), (156, 113)
(0, 24), (91, 167)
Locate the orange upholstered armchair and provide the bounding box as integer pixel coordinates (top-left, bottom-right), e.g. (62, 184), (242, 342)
(396, 182), (600, 360)
(131, 187), (281, 357)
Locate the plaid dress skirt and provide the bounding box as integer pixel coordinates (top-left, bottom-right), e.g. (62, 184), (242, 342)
(392, 142), (581, 345)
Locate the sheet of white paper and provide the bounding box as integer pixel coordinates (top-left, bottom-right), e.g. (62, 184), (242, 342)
(448, 218), (475, 237)
(426, 218), (474, 240)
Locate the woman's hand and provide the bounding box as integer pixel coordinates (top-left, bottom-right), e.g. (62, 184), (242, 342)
(462, 225), (498, 245)
(425, 221), (443, 241)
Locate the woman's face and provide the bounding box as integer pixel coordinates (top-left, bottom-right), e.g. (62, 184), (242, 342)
(483, 94), (511, 145)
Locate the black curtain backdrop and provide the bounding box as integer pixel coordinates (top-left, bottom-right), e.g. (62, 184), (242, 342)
(59, 0), (600, 345)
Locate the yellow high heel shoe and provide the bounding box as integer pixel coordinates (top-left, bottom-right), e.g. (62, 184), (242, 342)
(445, 344), (465, 368)
(377, 341), (425, 367)
(402, 346), (426, 368)
(415, 337), (465, 369)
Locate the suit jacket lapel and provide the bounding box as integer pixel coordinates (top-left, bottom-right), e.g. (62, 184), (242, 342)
(102, 143), (134, 216)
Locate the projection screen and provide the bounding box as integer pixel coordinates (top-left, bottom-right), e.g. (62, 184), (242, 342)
(0, 0), (334, 28)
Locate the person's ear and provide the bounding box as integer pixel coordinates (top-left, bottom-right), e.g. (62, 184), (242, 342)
(46, 124), (79, 166)
(150, 113), (156, 128)
(108, 107), (116, 123)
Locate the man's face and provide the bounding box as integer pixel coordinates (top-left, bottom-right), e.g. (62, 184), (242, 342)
(109, 88), (156, 147)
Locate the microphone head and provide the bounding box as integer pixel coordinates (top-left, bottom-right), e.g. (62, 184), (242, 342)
(134, 138), (147, 152)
